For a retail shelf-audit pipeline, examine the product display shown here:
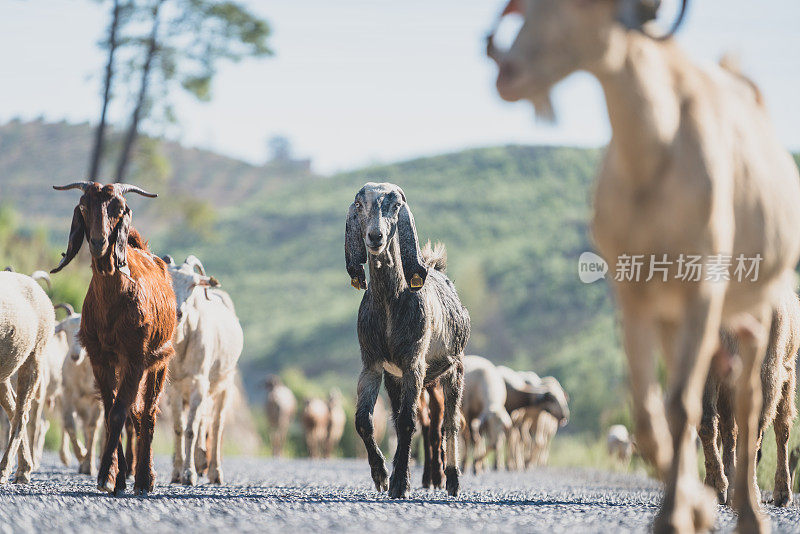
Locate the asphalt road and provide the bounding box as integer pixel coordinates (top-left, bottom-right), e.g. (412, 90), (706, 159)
(0, 453), (798, 533)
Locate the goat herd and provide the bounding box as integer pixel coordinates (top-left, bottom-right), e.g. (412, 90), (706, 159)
(0, 182), (243, 496)
(0, 0), (798, 532)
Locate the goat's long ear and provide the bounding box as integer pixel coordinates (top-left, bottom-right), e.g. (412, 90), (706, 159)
(51, 206), (85, 273)
(397, 203), (427, 292)
(113, 206), (132, 274)
(345, 203), (367, 290)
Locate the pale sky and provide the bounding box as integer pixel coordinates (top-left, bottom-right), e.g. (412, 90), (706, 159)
(1, 0), (798, 174)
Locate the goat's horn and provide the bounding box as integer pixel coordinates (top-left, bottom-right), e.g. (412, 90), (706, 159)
(54, 303), (75, 316)
(53, 181), (93, 192)
(31, 270), (52, 290)
(115, 184), (158, 198)
(185, 255), (206, 276)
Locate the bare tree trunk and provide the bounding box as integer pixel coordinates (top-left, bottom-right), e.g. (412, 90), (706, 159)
(88, 0), (121, 182)
(115, 0), (163, 183)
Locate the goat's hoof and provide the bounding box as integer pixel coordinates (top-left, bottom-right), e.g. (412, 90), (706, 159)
(207, 468), (223, 485)
(655, 483), (716, 533)
(133, 487), (149, 497)
(181, 470), (197, 486)
(772, 489), (792, 508)
(371, 464), (389, 492)
(97, 482), (114, 494)
(12, 473), (30, 484)
(445, 466), (460, 497)
(388, 472), (409, 499)
(716, 489), (727, 505)
(431, 469), (444, 489)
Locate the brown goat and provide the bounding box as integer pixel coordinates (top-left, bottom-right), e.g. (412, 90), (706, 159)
(52, 181), (176, 496)
(418, 382), (445, 489)
(700, 290), (800, 507)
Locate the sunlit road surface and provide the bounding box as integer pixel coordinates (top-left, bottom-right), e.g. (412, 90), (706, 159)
(0, 454), (798, 533)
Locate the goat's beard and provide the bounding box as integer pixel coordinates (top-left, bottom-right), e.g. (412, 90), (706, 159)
(532, 92), (555, 123)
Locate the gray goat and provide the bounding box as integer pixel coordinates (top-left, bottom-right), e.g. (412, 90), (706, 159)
(346, 182), (470, 498)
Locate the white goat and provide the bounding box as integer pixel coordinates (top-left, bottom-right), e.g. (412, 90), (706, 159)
(461, 355), (513, 472)
(166, 255), (243, 485)
(0, 270), (54, 483)
(57, 307), (105, 475)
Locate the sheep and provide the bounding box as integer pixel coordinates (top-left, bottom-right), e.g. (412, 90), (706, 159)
(608, 424), (634, 464)
(324, 388), (346, 458)
(460, 355), (513, 473)
(52, 181), (176, 496)
(56, 306), (105, 475)
(164, 254), (243, 486)
(302, 397), (329, 459)
(488, 1), (800, 531)
(700, 290), (800, 507)
(346, 182), (470, 498)
(264, 374), (297, 458)
(0, 270), (54, 483)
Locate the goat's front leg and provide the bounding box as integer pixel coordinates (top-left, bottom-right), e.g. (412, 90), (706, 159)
(388, 362), (423, 499)
(618, 296), (671, 477)
(96, 362), (140, 495)
(733, 306), (772, 533)
(355, 365), (388, 492)
(441, 360), (464, 496)
(655, 296), (721, 534)
(135, 365), (167, 495)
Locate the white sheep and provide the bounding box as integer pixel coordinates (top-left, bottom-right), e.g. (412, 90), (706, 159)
(0, 270), (54, 483)
(166, 255), (243, 485)
(461, 355), (513, 473)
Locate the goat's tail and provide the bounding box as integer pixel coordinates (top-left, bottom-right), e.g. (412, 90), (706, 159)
(421, 240), (447, 272)
(719, 54), (764, 107)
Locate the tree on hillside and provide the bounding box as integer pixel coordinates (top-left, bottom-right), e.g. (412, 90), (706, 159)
(88, 0), (132, 182)
(88, 0), (273, 182)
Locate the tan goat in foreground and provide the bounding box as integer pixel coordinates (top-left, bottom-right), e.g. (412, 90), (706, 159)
(489, 1), (800, 532)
